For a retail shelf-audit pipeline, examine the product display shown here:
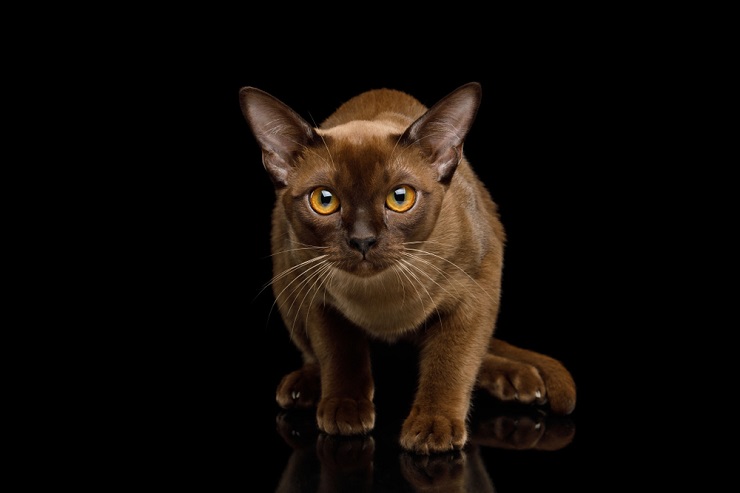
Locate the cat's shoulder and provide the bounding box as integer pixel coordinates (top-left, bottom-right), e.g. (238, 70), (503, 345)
(321, 88), (428, 129)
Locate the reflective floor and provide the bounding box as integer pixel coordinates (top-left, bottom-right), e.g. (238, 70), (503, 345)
(266, 393), (582, 492)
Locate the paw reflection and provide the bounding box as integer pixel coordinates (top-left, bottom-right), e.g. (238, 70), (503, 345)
(469, 405), (575, 451)
(274, 406), (575, 492)
(399, 451), (466, 492)
(276, 409), (318, 449)
(316, 434), (375, 471)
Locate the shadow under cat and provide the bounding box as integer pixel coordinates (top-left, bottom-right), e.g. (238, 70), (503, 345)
(273, 394), (575, 493)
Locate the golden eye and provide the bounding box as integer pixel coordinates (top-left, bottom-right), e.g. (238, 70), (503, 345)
(309, 187), (340, 215)
(386, 185), (416, 212)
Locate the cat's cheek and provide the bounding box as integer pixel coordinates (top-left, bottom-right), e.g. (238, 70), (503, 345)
(288, 207), (340, 248)
(389, 202), (437, 242)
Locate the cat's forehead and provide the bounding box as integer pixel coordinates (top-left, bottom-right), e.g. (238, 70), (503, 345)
(318, 120), (402, 144)
(316, 120), (404, 168)
(297, 120), (423, 190)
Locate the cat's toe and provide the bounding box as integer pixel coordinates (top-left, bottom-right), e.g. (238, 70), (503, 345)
(510, 366), (547, 405)
(478, 361), (547, 406)
(317, 397), (375, 435)
(400, 407), (467, 454)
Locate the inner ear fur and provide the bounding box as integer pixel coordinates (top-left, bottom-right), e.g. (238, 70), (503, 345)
(401, 82), (482, 183)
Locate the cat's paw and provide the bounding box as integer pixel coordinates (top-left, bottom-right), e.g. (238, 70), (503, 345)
(317, 397), (375, 435)
(400, 407), (467, 454)
(276, 364), (321, 409)
(477, 358), (548, 407)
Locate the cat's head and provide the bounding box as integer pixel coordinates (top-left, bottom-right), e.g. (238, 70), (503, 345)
(239, 83), (481, 277)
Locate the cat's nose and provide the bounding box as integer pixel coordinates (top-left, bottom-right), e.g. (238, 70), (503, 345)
(349, 237), (377, 256)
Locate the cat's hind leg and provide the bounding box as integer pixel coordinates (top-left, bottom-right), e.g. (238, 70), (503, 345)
(276, 363), (321, 409)
(477, 354), (548, 407)
(477, 338), (576, 415)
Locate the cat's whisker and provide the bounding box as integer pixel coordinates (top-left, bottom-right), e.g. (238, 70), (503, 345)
(282, 260), (331, 321)
(283, 261), (334, 338)
(301, 262), (336, 332)
(268, 245), (329, 258)
(323, 266), (336, 308)
(394, 261), (428, 320)
(401, 252), (464, 301)
(390, 265), (408, 306)
(289, 262), (328, 337)
(397, 258), (443, 329)
(307, 114), (338, 172)
(301, 145), (336, 171)
(404, 247), (497, 303)
(254, 258), (322, 307)
(314, 129), (338, 172)
(259, 254), (329, 300)
(268, 256), (330, 323)
(388, 134), (418, 170)
(403, 239), (459, 250)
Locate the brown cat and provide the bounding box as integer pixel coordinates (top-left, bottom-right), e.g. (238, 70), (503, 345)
(239, 82), (576, 454)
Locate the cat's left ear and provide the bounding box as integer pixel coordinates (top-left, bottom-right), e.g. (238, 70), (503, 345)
(239, 87), (319, 188)
(401, 82), (482, 183)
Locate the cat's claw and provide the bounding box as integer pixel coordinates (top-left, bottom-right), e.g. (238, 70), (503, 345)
(477, 358), (548, 406)
(400, 407), (467, 454)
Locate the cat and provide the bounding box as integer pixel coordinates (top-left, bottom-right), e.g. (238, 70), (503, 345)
(239, 81), (576, 454)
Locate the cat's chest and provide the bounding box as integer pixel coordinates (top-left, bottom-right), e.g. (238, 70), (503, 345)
(325, 270), (433, 338)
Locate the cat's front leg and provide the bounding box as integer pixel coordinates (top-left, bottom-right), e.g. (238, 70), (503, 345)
(401, 310), (493, 454)
(309, 309), (376, 436)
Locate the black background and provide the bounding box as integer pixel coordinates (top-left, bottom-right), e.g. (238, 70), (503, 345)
(130, 29), (652, 490)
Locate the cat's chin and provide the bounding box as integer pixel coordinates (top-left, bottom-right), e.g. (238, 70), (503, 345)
(340, 260), (388, 278)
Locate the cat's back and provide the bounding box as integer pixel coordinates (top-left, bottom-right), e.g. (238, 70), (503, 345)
(320, 88), (428, 129)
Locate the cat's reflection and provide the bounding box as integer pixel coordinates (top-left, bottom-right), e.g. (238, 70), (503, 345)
(273, 404), (575, 493)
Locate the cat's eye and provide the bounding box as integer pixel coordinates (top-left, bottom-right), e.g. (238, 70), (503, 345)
(309, 187), (340, 215)
(386, 185), (416, 213)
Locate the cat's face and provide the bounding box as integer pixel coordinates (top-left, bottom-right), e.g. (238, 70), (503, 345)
(240, 83), (481, 278)
(281, 121), (446, 277)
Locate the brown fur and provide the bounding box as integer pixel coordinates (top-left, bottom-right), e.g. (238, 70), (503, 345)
(239, 82), (576, 454)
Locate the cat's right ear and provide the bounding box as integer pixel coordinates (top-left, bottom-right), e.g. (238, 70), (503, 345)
(239, 87), (318, 188)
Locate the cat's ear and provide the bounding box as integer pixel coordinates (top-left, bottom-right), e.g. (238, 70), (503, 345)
(239, 87), (319, 187)
(401, 82), (482, 183)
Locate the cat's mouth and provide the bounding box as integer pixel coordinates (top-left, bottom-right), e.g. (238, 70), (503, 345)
(337, 257), (390, 277)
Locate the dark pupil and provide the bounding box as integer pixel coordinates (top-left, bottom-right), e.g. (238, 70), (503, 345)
(393, 188), (405, 203)
(320, 190), (333, 206)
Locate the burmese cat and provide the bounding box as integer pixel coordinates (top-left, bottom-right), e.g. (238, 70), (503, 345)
(239, 82), (576, 454)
